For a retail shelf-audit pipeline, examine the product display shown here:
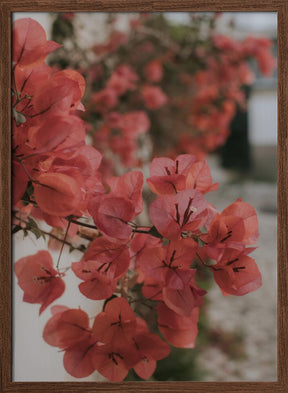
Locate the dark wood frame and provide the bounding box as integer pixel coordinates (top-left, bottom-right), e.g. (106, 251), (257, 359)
(1, 1), (287, 392)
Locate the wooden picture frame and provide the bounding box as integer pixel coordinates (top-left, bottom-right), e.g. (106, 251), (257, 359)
(1, 1), (287, 392)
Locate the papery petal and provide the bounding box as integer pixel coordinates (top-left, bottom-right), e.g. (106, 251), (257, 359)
(88, 195), (135, 241)
(63, 338), (95, 378)
(43, 308), (90, 348)
(34, 172), (83, 217)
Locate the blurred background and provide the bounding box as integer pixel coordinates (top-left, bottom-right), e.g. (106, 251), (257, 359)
(13, 11), (277, 382)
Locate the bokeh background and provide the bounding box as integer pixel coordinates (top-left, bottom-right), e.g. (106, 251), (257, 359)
(13, 12), (277, 382)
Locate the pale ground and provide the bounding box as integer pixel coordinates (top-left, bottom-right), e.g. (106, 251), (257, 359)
(198, 156), (277, 381)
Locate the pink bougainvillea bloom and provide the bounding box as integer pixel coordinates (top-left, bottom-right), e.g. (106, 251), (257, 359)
(147, 154), (196, 195)
(147, 154), (218, 195)
(144, 59), (163, 83)
(72, 238), (130, 300)
(210, 248), (262, 296)
(132, 332), (170, 379)
(221, 199), (259, 245)
(129, 232), (162, 276)
(138, 240), (205, 316)
(138, 239), (197, 282)
(107, 171), (144, 215)
(185, 160), (219, 193)
(28, 115), (86, 155)
(34, 172), (83, 217)
(88, 194), (135, 241)
(43, 307), (91, 348)
(63, 336), (96, 378)
(141, 85), (168, 110)
(200, 214), (247, 260)
(14, 250), (65, 314)
(90, 341), (132, 382)
(107, 64), (138, 95)
(92, 297), (136, 344)
(13, 18), (61, 68)
(43, 307), (96, 378)
(157, 302), (199, 348)
(149, 189), (209, 240)
(91, 88), (118, 113)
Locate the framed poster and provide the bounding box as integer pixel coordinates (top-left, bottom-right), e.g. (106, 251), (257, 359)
(1, 1), (287, 392)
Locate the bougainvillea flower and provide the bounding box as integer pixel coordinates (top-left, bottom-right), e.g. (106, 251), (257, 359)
(162, 271), (205, 317)
(43, 307), (91, 348)
(27, 115), (86, 155)
(141, 85), (168, 110)
(142, 276), (164, 301)
(92, 297), (136, 344)
(13, 18), (61, 68)
(13, 62), (51, 111)
(138, 240), (205, 315)
(91, 88), (118, 113)
(72, 262), (118, 300)
(32, 70), (85, 118)
(147, 154), (196, 195)
(51, 69), (86, 111)
(119, 111), (150, 137)
(137, 239), (197, 281)
(90, 341), (132, 382)
(107, 171), (144, 214)
(133, 332), (170, 379)
(43, 306), (96, 378)
(144, 59), (163, 83)
(14, 250), (65, 314)
(34, 172), (83, 217)
(63, 336), (96, 378)
(200, 214), (247, 260)
(147, 154), (218, 195)
(210, 248), (262, 296)
(88, 195), (135, 241)
(149, 189), (209, 240)
(129, 232), (162, 276)
(107, 111), (150, 137)
(185, 160), (219, 193)
(157, 302), (199, 348)
(107, 64), (138, 95)
(221, 199), (259, 245)
(72, 238), (130, 299)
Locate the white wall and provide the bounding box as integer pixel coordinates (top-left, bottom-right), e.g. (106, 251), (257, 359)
(248, 89), (277, 146)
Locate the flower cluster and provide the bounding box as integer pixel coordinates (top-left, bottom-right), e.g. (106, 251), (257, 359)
(49, 13), (276, 168)
(13, 17), (262, 382)
(174, 34), (276, 157)
(12, 18), (103, 235)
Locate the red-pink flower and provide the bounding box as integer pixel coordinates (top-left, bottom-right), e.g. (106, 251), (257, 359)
(72, 238), (130, 300)
(92, 297), (136, 344)
(149, 189), (210, 240)
(43, 306), (96, 378)
(141, 85), (168, 110)
(147, 154), (218, 195)
(144, 59), (163, 83)
(14, 251), (65, 314)
(210, 248), (262, 296)
(88, 194), (135, 242)
(13, 18), (61, 68)
(220, 199), (259, 245)
(107, 171), (144, 215)
(138, 240), (205, 316)
(157, 302), (199, 348)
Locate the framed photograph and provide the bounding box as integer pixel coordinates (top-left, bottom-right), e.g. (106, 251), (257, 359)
(1, 1), (287, 392)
